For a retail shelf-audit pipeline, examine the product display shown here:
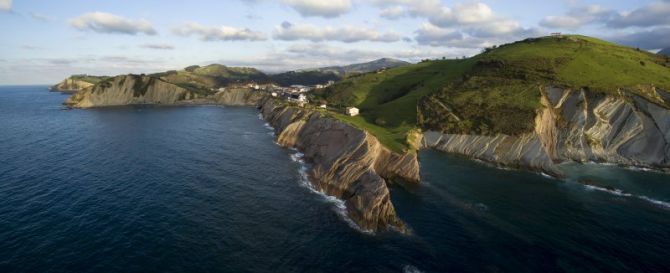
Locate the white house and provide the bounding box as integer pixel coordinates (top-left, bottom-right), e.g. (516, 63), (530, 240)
(288, 93), (308, 103)
(346, 107), (359, 116)
(319, 104), (327, 109)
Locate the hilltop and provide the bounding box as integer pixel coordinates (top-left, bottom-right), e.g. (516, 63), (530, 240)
(50, 74), (110, 92)
(150, 64), (270, 94)
(315, 35), (670, 151)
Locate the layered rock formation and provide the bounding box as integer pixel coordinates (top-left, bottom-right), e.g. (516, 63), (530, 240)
(211, 88), (266, 106)
(50, 78), (95, 92)
(261, 100), (420, 233)
(65, 75), (263, 108)
(423, 87), (670, 175)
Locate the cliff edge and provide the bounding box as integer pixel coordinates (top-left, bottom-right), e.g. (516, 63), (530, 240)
(65, 74), (264, 108)
(261, 100), (420, 233)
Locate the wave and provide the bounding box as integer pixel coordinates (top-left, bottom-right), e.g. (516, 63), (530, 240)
(402, 265), (424, 273)
(288, 149), (373, 234)
(581, 183), (670, 209)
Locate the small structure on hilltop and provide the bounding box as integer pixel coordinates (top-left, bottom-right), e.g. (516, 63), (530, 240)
(346, 107), (359, 117)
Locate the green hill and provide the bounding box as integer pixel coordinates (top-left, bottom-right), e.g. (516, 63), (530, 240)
(151, 64), (271, 94)
(314, 35), (670, 152)
(69, 74), (110, 84)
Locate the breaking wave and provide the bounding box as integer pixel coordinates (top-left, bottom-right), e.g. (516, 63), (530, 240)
(581, 183), (670, 209)
(288, 149), (373, 234)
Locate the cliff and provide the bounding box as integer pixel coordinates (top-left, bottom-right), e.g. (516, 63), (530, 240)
(423, 87), (670, 175)
(50, 78), (95, 93)
(261, 100), (420, 233)
(65, 75), (264, 108)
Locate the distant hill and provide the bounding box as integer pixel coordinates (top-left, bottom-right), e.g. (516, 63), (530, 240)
(270, 58), (410, 86)
(307, 58), (410, 76)
(658, 47), (670, 56)
(151, 64), (271, 92)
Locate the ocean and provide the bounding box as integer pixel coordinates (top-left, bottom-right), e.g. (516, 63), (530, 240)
(1, 86), (668, 273)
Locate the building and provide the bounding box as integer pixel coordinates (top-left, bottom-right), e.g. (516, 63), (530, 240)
(271, 92), (278, 97)
(288, 93), (307, 103)
(319, 104), (327, 109)
(346, 107), (359, 116)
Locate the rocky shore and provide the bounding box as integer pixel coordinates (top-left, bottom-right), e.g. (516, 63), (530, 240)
(260, 100), (420, 232)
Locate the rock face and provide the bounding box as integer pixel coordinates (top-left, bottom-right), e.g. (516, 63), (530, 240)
(65, 75), (264, 108)
(261, 100), (420, 233)
(423, 87), (670, 175)
(212, 88), (266, 106)
(51, 78), (95, 92)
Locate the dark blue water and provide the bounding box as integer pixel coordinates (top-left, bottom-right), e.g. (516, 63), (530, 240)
(1, 86), (669, 273)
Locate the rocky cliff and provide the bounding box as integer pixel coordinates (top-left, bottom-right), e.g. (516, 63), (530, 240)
(423, 87), (670, 175)
(65, 75), (264, 108)
(261, 100), (420, 233)
(51, 78), (95, 92)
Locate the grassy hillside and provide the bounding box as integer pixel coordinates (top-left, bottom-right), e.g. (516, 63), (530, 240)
(69, 74), (110, 84)
(315, 35), (670, 152)
(152, 64), (270, 94)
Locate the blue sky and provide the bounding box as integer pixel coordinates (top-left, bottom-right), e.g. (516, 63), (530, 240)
(1, 0), (668, 84)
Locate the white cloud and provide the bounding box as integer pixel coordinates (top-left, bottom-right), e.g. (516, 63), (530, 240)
(540, 5), (611, 29)
(414, 22), (540, 48)
(140, 43), (175, 50)
(173, 22), (266, 41)
(273, 21), (401, 43)
(68, 12), (157, 35)
(0, 0), (10, 12)
(283, 0), (352, 18)
(540, 1), (670, 29)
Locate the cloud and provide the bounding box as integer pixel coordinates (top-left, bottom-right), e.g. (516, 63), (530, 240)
(414, 22), (540, 48)
(373, 1), (495, 27)
(68, 12), (157, 35)
(173, 22), (266, 41)
(610, 27), (670, 49)
(0, 0), (11, 12)
(140, 43), (175, 50)
(540, 1), (670, 29)
(373, 1), (539, 48)
(607, 1), (670, 28)
(283, 0), (352, 18)
(273, 21), (401, 43)
(540, 5), (611, 29)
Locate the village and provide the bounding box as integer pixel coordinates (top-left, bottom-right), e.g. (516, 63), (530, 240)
(218, 80), (361, 117)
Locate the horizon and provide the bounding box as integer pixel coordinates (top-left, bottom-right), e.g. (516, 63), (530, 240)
(1, 0), (669, 84)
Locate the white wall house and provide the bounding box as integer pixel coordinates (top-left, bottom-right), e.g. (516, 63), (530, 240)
(288, 93), (307, 103)
(346, 107), (359, 116)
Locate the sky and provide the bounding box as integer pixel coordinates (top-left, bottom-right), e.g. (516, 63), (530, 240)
(1, 0), (669, 84)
